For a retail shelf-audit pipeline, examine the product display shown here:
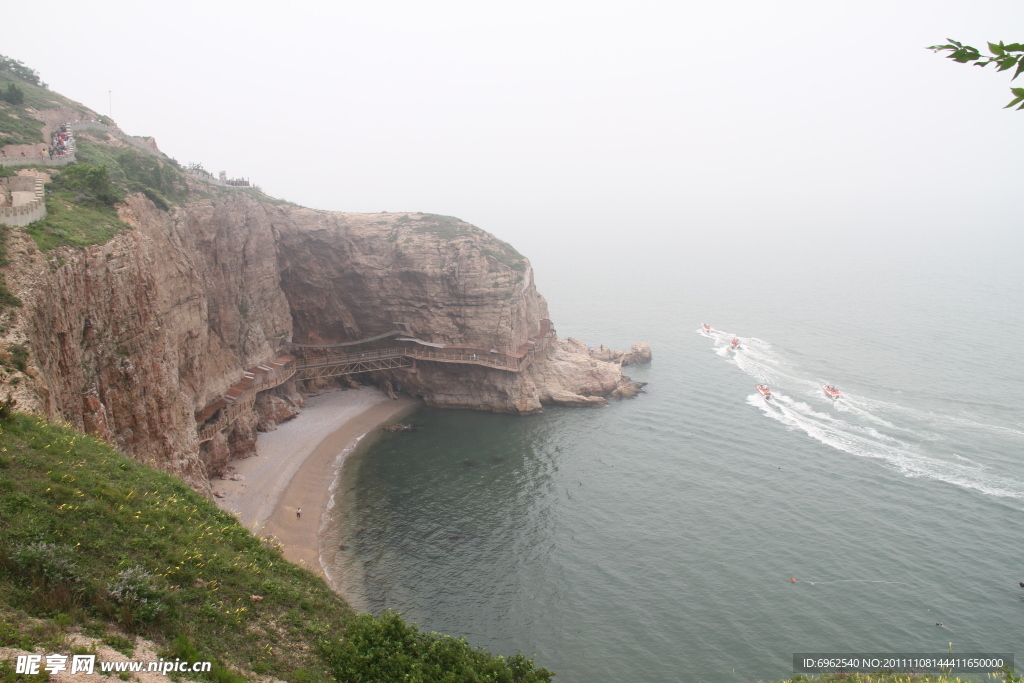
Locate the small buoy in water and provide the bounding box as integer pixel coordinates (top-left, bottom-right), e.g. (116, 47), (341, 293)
(936, 622), (943, 627)
(790, 578), (797, 583)
(1019, 581), (1024, 588)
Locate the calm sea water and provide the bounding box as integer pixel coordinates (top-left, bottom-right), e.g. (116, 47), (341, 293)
(325, 240), (1024, 683)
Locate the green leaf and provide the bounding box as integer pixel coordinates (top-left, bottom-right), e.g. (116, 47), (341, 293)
(1003, 95), (1024, 109)
(947, 38), (963, 47)
(1014, 59), (1024, 80)
(1005, 43), (1024, 52)
(1010, 87), (1024, 96)
(989, 41), (1006, 56)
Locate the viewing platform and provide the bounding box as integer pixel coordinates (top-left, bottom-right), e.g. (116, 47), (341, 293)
(0, 174), (46, 226)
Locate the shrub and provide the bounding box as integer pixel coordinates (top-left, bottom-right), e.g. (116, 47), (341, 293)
(7, 542), (87, 611)
(1, 83), (24, 105)
(10, 542), (83, 586)
(6, 344), (27, 372)
(319, 610), (554, 683)
(55, 163), (123, 206)
(106, 566), (167, 626)
(0, 395), (16, 421)
(0, 283), (20, 311)
(0, 55), (42, 86)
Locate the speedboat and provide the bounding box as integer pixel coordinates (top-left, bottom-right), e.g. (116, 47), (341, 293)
(701, 323), (712, 333)
(756, 384), (772, 400)
(730, 338), (740, 348)
(823, 385), (842, 400)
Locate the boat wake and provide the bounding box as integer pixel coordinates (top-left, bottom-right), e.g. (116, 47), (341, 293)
(700, 326), (1024, 500)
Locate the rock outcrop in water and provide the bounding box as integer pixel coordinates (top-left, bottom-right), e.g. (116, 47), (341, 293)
(0, 126), (649, 492)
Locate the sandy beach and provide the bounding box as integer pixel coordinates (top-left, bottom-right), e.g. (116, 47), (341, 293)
(213, 388), (419, 576)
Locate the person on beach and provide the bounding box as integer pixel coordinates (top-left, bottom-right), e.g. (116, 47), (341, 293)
(296, 508), (302, 519)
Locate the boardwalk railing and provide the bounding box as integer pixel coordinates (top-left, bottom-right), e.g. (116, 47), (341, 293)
(198, 392), (256, 443)
(195, 355), (295, 443)
(292, 345), (526, 374)
(199, 320), (556, 440)
(404, 347), (525, 371)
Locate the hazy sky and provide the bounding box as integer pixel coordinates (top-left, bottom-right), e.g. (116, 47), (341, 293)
(4, 1), (1023, 274)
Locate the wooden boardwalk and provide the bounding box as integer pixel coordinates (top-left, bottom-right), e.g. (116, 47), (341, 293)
(196, 319), (556, 441)
(195, 354), (295, 443)
(288, 318), (555, 377)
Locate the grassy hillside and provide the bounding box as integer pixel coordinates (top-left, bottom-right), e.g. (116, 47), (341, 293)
(26, 141), (191, 251)
(0, 61), (95, 147)
(0, 412), (553, 682)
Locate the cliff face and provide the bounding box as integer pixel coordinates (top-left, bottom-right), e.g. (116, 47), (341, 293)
(4, 190), (645, 490)
(272, 209), (644, 413)
(6, 191), (291, 490)
(274, 211), (545, 351)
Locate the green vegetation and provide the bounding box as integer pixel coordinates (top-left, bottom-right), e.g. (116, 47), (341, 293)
(481, 240), (527, 272)
(27, 164), (129, 251)
(929, 39), (1024, 109)
(27, 193), (126, 251)
(412, 213), (474, 240)
(1, 84), (24, 106)
(27, 144), (189, 250)
(76, 141), (188, 208)
(0, 344), (27, 373)
(0, 55), (91, 147)
(411, 214), (528, 271)
(0, 413), (554, 682)
(0, 56), (43, 87)
(321, 611), (551, 682)
(0, 108), (45, 148)
(56, 163), (122, 205)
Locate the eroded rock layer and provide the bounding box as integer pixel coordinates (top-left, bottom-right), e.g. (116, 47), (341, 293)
(3, 190), (648, 491)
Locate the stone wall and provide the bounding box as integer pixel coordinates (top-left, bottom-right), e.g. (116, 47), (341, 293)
(0, 151), (75, 167)
(0, 175), (46, 226)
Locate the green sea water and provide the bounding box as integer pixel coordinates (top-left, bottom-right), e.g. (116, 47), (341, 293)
(323, 241), (1024, 682)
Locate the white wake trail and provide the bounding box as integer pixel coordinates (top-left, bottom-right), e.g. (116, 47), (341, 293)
(703, 326), (1024, 500)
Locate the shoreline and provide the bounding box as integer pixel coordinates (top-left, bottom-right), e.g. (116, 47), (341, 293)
(212, 388), (420, 578)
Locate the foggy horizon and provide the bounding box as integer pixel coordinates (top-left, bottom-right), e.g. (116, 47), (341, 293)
(4, 1), (1022, 275)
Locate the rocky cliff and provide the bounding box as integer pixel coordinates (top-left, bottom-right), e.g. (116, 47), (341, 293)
(1, 137), (648, 492)
(3, 190), (292, 490)
(272, 209), (646, 414)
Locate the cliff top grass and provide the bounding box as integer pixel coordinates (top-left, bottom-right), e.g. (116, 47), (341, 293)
(27, 141), (190, 251)
(0, 411), (554, 682)
(411, 214), (528, 271)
